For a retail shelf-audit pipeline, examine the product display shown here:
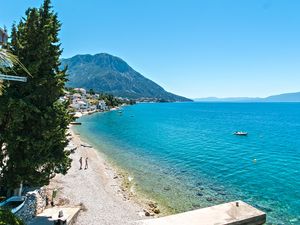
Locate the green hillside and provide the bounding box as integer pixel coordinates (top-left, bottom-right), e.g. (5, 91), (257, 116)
(62, 53), (191, 102)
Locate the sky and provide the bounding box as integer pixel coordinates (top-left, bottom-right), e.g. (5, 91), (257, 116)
(1, 0), (300, 98)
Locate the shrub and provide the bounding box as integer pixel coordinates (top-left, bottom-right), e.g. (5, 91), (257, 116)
(0, 209), (25, 225)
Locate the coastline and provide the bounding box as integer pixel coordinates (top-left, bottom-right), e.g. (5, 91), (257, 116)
(47, 127), (150, 225)
(70, 109), (170, 216)
(44, 110), (269, 225)
(41, 102), (299, 224)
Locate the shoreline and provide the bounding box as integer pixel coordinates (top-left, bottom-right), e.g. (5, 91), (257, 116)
(43, 103), (300, 225)
(47, 127), (145, 225)
(45, 126), (268, 225)
(47, 125), (162, 225)
(69, 110), (194, 217)
(71, 111), (170, 216)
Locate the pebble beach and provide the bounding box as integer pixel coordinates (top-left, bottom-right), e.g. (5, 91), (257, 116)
(47, 128), (147, 225)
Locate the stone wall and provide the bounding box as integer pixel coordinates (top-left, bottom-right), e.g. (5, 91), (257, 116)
(16, 188), (47, 223)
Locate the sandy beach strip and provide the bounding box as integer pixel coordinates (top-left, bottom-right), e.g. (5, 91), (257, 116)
(47, 127), (146, 225)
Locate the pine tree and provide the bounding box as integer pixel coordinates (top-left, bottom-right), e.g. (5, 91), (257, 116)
(0, 0), (72, 190)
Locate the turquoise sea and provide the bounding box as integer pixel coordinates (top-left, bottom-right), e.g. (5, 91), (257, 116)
(75, 103), (300, 224)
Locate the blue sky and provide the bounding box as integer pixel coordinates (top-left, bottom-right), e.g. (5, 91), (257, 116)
(1, 0), (300, 98)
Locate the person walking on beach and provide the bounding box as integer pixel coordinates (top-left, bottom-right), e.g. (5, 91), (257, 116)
(85, 157), (88, 169)
(79, 157), (82, 170)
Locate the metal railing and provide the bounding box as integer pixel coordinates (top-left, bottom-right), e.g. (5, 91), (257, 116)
(0, 74), (27, 82)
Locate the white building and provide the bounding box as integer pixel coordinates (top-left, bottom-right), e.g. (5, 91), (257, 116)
(71, 99), (89, 110)
(72, 93), (82, 99)
(0, 27), (8, 45)
(90, 105), (97, 111)
(98, 100), (108, 111)
(74, 88), (87, 95)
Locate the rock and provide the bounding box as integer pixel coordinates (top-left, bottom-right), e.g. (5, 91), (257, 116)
(211, 187), (223, 192)
(16, 187), (47, 223)
(144, 209), (151, 216)
(197, 186), (204, 190)
(153, 208), (160, 214)
(148, 201), (158, 209)
(254, 204), (273, 213)
(206, 197), (213, 202)
(192, 204), (200, 208)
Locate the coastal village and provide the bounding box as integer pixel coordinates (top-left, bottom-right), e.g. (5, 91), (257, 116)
(67, 88), (109, 113)
(63, 87), (135, 117)
(63, 87), (166, 119)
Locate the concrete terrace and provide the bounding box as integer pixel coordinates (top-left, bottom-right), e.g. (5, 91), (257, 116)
(28, 207), (80, 225)
(140, 201), (266, 225)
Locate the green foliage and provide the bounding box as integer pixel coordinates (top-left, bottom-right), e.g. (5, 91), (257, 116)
(65, 87), (77, 94)
(129, 99), (136, 105)
(0, 0), (72, 190)
(99, 93), (120, 107)
(0, 209), (25, 225)
(88, 89), (95, 95)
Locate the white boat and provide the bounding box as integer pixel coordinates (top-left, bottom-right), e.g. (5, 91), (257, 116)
(234, 131), (248, 136)
(111, 107), (121, 111)
(0, 196), (26, 214)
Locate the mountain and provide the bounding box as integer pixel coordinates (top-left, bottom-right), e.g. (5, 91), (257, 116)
(195, 92), (300, 102)
(61, 53), (191, 102)
(264, 92), (300, 102)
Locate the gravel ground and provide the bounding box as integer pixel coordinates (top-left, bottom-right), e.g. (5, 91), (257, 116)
(48, 128), (145, 225)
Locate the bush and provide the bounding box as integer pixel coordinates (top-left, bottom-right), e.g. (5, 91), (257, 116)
(0, 209), (25, 225)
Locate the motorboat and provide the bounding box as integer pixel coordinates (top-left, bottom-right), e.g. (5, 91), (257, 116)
(234, 131), (248, 136)
(70, 122), (82, 125)
(0, 196), (26, 214)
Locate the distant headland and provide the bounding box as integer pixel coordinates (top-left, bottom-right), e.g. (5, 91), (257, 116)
(194, 91), (300, 102)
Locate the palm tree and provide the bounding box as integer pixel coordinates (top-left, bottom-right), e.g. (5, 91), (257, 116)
(0, 49), (31, 94)
(0, 48), (30, 73)
(0, 27), (30, 94)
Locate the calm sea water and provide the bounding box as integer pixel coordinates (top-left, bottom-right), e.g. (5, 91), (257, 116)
(75, 103), (300, 224)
